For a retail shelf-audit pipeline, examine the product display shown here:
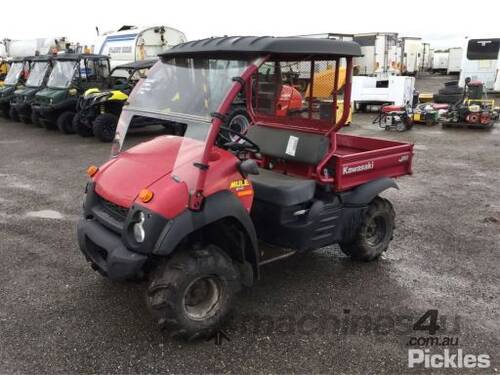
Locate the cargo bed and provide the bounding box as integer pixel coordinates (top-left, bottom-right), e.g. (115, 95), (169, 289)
(331, 133), (413, 191)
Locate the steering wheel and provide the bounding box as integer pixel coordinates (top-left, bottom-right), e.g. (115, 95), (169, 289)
(219, 126), (260, 154)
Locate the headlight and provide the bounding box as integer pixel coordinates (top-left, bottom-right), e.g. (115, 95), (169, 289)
(133, 211), (146, 243)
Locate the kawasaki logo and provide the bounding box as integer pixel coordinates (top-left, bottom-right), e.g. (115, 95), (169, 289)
(343, 162), (374, 175)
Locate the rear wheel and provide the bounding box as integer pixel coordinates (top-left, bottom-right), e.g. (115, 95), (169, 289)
(147, 245), (240, 340)
(9, 107), (20, 122)
(73, 112), (93, 137)
(93, 113), (119, 142)
(340, 197), (395, 261)
(57, 111), (76, 134)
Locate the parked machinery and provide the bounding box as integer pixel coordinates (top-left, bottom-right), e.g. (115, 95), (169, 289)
(31, 54), (111, 132)
(0, 57), (32, 118)
(372, 102), (414, 131)
(73, 59), (156, 141)
(441, 78), (499, 128)
(10, 55), (53, 124)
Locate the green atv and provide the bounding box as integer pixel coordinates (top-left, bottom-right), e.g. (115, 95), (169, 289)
(73, 59), (156, 141)
(31, 54), (111, 132)
(10, 55), (53, 124)
(0, 57), (32, 119)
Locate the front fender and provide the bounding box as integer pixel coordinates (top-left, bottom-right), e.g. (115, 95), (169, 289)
(153, 190), (259, 277)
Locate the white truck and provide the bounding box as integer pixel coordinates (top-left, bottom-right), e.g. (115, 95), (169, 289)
(447, 47), (462, 75)
(431, 50), (449, 73)
(0, 37), (69, 58)
(353, 32), (400, 76)
(93, 25), (187, 69)
(459, 36), (499, 91)
(398, 37), (423, 75)
(351, 75), (415, 109)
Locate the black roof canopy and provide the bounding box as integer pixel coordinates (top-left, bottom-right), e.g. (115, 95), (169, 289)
(53, 53), (110, 61)
(113, 59), (157, 71)
(160, 36), (362, 60)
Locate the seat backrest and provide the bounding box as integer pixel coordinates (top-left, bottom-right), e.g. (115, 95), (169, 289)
(247, 125), (329, 165)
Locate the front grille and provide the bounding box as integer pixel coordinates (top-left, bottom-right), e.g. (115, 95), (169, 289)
(97, 195), (129, 223)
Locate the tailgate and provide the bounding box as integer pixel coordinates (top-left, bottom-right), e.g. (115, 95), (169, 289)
(333, 135), (414, 191)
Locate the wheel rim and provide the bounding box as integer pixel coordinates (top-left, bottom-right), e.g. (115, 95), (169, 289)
(228, 114), (250, 142)
(365, 215), (387, 247)
(182, 276), (223, 321)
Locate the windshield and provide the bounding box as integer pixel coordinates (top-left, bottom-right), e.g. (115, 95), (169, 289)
(26, 61), (49, 87)
(47, 61), (77, 89)
(4, 62), (24, 85)
(128, 58), (250, 120)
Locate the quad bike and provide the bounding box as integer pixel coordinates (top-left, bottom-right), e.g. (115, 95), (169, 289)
(0, 57), (32, 119)
(31, 54), (111, 132)
(10, 55), (53, 124)
(73, 59), (157, 141)
(372, 103), (413, 131)
(440, 78), (499, 129)
(78, 36), (414, 340)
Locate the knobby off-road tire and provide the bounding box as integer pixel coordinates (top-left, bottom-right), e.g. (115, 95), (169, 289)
(340, 197), (395, 261)
(93, 113), (118, 142)
(57, 111), (76, 134)
(147, 245), (241, 341)
(31, 111), (42, 127)
(73, 112), (93, 137)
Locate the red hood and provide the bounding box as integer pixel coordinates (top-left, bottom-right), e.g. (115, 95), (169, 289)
(94, 136), (205, 207)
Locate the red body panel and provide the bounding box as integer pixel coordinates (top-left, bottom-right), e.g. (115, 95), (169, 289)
(93, 135), (252, 218)
(331, 134), (413, 191)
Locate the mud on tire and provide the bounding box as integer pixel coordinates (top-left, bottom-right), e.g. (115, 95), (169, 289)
(146, 245), (240, 340)
(340, 197), (395, 261)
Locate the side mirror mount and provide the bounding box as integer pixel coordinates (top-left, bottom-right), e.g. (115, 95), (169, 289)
(238, 159), (259, 177)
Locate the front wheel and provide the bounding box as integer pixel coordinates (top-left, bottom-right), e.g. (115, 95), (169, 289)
(57, 111), (76, 134)
(340, 197), (395, 261)
(73, 112), (93, 137)
(9, 106), (20, 122)
(31, 111), (42, 127)
(147, 245), (240, 340)
(93, 113), (118, 142)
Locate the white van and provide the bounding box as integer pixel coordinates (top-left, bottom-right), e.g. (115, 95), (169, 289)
(94, 25), (187, 68)
(459, 36), (499, 91)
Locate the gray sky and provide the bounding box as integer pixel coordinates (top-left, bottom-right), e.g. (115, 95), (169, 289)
(1, 0), (498, 49)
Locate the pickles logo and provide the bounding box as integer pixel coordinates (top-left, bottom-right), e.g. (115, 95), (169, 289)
(230, 179), (250, 190)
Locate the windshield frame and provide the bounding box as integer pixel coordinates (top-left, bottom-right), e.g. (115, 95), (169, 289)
(47, 60), (78, 89)
(4, 62), (25, 85)
(25, 61), (50, 88)
(126, 58), (253, 123)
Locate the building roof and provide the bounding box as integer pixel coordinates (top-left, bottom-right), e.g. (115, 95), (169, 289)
(160, 36), (362, 59)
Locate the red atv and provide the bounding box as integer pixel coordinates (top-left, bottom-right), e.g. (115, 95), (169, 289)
(78, 36), (414, 340)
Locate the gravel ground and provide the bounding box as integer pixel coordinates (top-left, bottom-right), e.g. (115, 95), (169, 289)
(0, 75), (499, 374)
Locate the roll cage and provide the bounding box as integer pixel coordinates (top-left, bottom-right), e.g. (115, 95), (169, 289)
(157, 36), (362, 209)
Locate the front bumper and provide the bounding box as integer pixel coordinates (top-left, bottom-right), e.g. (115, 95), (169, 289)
(11, 101), (31, 114)
(77, 218), (147, 280)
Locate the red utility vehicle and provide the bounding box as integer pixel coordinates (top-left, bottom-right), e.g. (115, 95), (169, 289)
(78, 36), (414, 340)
